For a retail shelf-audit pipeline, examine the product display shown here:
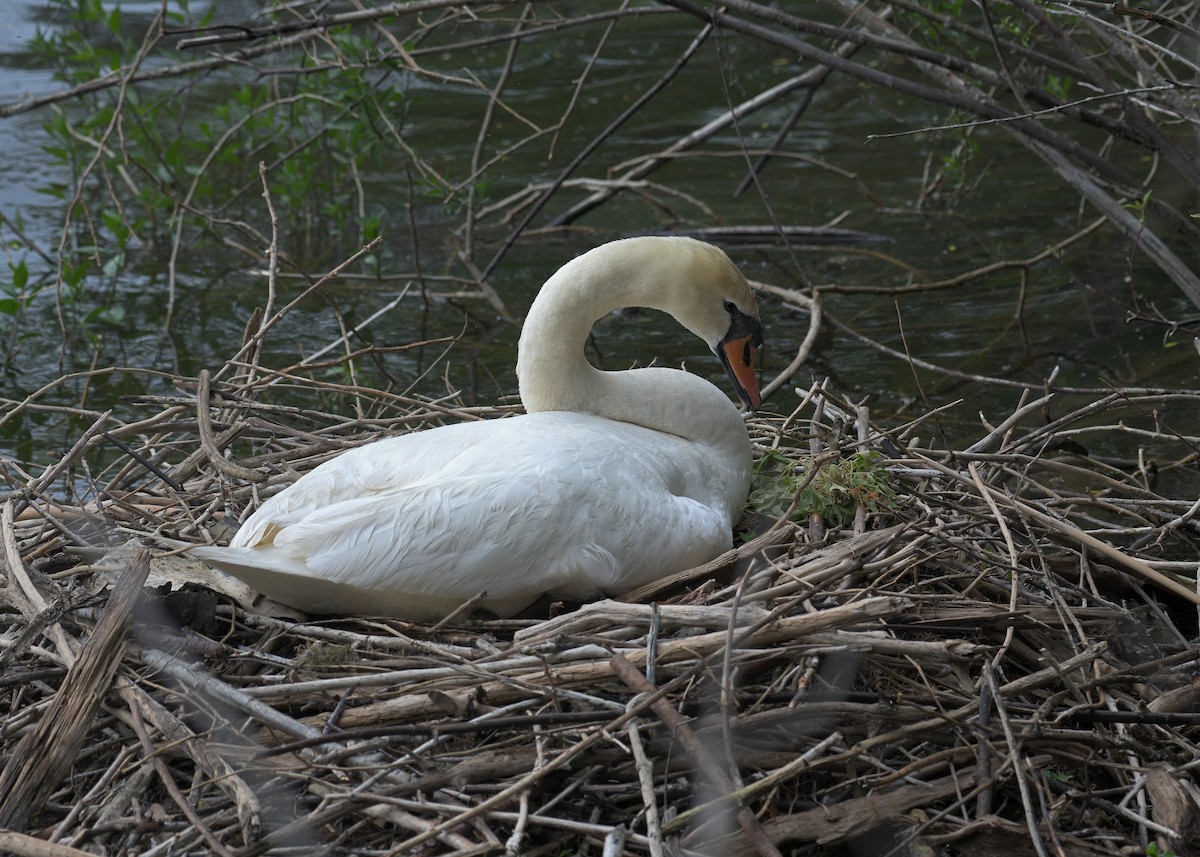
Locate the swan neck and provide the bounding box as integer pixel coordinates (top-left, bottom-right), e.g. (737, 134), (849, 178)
(515, 241), (747, 454)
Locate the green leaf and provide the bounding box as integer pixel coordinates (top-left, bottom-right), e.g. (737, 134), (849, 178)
(12, 260), (28, 291)
(87, 305), (126, 326)
(102, 252), (125, 278)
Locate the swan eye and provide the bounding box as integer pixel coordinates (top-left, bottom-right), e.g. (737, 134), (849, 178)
(723, 300), (736, 314)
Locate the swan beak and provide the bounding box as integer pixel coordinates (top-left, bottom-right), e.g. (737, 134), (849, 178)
(720, 333), (758, 410)
(719, 331), (762, 411)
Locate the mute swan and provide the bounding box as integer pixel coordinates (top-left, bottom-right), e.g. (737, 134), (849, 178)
(194, 236), (763, 621)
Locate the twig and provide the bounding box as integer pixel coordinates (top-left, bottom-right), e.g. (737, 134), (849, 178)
(611, 653), (785, 857)
(626, 719), (666, 857)
(195, 370), (264, 483)
(0, 550), (149, 830)
(0, 832), (98, 857)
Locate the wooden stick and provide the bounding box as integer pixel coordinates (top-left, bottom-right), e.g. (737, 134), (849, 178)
(0, 549), (149, 830)
(611, 653), (784, 857)
(0, 831), (98, 857)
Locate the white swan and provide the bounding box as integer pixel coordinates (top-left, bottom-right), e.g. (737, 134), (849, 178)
(194, 236), (763, 621)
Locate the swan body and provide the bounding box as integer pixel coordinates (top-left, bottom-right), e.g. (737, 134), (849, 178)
(194, 236), (763, 621)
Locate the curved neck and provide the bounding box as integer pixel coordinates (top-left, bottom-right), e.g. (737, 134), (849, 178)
(516, 240), (748, 453)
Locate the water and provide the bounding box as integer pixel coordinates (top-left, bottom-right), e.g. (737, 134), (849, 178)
(0, 0), (1197, 490)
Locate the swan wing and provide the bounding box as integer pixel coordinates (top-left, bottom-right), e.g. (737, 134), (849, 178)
(228, 421), (504, 548)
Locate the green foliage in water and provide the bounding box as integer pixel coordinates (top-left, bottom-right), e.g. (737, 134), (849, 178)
(14, 0), (422, 357)
(750, 449), (899, 528)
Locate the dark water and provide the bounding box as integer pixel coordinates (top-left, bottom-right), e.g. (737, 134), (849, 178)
(1, 1), (1196, 486)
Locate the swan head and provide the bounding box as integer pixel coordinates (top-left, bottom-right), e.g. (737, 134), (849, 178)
(519, 236), (764, 414)
(659, 238), (763, 411)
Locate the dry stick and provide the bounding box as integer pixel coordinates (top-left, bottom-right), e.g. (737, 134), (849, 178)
(754, 282), (821, 402)
(616, 526), (793, 604)
(848, 0), (1200, 306)
(675, 0), (1200, 301)
(212, 236), (382, 384)
(964, 393), (1055, 454)
(296, 284), (415, 371)
(0, 832), (97, 857)
(427, 588), (490, 633)
(973, 669), (995, 819)
(17, 411), (113, 517)
(824, 309), (1182, 397)
(921, 452), (1200, 605)
(808, 394), (828, 542)
(722, 648), (1104, 848)
(1031, 141), (1200, 308)
(546, 4), (626, 161)
(0, 371), (125, 434)
(0, 0), (481, 119)
(969, 463), (1021, 669)
(515, 600), (772, 647)
(853, 402), (870, 536)
(246, 162), (280, 389)
(134, 646), (478, 849)
(116, 682), (262, 844)
(663, 0), (1137, 188)
(551, 64), (837, 227)
(259, 711), (618, 759)
(985, 664), (1050, 857)
(318, 597), (911, 731)
(174, 0), (522, 49)
(50, 9), (161, 340)
(883, 0), (1091, 83)
(664, 730), (843, 835)
(611, 654), (785, 857)
(814, 214), (1101, 295)
(463, 5), (528, 261)
(299, 780), (482, 853)
(1053, 0), (1200, 42)
(0, 550), (150, 831)
(734, 68), (822, 197)
(46, 743), (138, 843)
(137, 645), (324, 743)
(478, 19), (713, 283)
(127, 700), (237, 857)
(1017, 0), (1200, 190)
(626, 720), (666, 857)
(195, 370), (264, 483)
(384, 666), (698, 854)
(0, 499), (76, 664)
(734, 769), (973, 854)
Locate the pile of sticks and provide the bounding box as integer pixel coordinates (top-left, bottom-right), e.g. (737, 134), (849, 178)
(1, 375), (1198, 856)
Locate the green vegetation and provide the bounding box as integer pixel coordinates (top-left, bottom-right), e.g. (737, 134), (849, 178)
(16, 0), (425, 359)
(751, 448), (899, 528)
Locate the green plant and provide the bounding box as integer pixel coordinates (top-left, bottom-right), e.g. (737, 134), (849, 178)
(750, 449), (899, 528)
(3, 0), (435, 369)
(1043, 72), (1073, 102)
(940, 129), (980, 193)
(1124, 188), (1153, 221)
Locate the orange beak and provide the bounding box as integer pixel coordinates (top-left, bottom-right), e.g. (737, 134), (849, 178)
(720, 334), (761, 411)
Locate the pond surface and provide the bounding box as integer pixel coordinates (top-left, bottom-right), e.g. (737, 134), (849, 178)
(0, 0), (1197, 489)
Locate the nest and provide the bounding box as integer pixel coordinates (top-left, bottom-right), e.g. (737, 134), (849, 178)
(1, 377), (1199, 857)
